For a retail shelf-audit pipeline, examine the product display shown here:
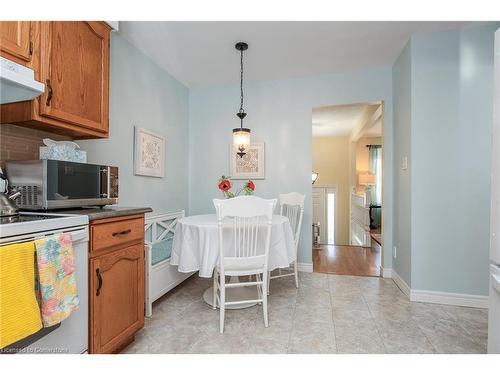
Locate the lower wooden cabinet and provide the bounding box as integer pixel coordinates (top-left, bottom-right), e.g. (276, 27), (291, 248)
(89, 215), (145, 354)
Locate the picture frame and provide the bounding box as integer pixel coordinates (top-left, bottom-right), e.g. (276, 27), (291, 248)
(134, 126), (165, 178)
(229, 142), (265, 179)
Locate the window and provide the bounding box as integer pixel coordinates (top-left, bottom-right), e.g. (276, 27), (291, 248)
(369, 145), (382, 205)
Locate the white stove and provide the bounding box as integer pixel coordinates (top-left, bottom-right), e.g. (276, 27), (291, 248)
(0, 211), (89, 354)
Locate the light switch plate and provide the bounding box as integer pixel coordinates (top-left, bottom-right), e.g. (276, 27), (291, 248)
(401, 156), (408, 170)
(393, 246), (397, 259)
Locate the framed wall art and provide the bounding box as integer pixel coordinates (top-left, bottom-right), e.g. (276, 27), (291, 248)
(229, 142), (265, 179)
(134, 126), (165, 178)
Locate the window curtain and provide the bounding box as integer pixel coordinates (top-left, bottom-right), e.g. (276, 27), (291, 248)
(368, 145), (382, 228)
(368, 145), (382, 204)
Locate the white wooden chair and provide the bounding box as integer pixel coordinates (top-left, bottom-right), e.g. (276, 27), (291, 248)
(212, 196), (277, 333)
(268, 192), (305, 292)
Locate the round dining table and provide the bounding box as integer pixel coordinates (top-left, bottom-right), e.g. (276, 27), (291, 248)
(170, 214), (296, 309)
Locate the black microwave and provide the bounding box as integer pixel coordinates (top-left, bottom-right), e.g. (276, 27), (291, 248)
(5, 160), (118, 210)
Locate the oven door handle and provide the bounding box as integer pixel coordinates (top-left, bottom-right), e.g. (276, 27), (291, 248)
(68, 228), (88, 242)
(31, 227), (88, 245)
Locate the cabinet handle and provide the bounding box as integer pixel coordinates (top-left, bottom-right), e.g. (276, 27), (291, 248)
(112, 229), (131, 237)
(96, 268), (103, 296)
(45, 79), (53, 106)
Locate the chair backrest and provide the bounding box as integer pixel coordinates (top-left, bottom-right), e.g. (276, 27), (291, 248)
(213, 196), (277, 273)
(279, 192), (305, 250)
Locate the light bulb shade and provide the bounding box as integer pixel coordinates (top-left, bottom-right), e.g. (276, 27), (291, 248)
(358, 172), (375, 186)
(312, 172), (319, 184)
(233, 128), (251, 149)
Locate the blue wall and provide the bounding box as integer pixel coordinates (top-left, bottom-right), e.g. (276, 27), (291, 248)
(188, 68), (394, 266)
(392, 41), (412, 286)
(78, 34), (190, 214)
(410, 24), (498, 295)
(78, 24), (497, 297)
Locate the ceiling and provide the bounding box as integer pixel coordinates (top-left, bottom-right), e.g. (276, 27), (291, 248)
(312, 103), (381, 137)
(119, 21), (475, 87)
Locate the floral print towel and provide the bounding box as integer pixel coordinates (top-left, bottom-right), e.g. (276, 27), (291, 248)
(34, 233), (79, 327)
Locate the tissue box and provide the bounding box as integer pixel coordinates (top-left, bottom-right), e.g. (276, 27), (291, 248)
(39, 146), (87, 163)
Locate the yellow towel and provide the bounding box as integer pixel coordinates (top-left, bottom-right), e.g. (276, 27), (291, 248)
(0, 241), (43, 349)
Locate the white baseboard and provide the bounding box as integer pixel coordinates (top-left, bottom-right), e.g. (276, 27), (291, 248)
(391, 269), (411, 298)
(410, 289), (489, 309)
(297, 262), (313, 273)
(381, 267), (392, 278)
(389, 269), (488, 308)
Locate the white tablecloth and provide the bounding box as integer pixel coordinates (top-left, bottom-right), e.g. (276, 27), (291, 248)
(171, 214), (296, 278)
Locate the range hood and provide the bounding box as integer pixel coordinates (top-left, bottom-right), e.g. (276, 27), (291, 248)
(0, 56), (44, 104)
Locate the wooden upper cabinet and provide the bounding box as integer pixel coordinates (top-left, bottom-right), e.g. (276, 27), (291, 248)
(39, 22), (109, 134)
(0, 21), (111, 139)
(0, 21), (32, 64)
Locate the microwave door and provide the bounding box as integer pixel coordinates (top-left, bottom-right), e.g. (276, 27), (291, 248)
(46, 161), (101, 205)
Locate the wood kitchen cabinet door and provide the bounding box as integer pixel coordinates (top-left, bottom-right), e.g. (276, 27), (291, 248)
(0, 21), (33, 64)
(90, 243), (145, 354)
(38, 21), (109, 134)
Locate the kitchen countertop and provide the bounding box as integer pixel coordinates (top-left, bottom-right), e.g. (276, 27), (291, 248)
(53, 206), (153, 221)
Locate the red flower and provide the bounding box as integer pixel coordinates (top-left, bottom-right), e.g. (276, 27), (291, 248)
(247, 180), (255, 191)
(218, 179), (232, 192)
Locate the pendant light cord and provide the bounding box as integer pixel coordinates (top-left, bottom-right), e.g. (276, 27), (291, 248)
(239, 48), (244, 128)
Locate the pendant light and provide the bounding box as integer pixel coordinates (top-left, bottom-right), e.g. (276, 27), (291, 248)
(233, 42), (251, 158)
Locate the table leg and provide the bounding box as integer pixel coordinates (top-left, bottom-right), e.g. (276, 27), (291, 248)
(202, 276), (259, 310)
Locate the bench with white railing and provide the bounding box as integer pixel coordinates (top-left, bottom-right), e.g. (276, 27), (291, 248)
(144, 211), (194, 317)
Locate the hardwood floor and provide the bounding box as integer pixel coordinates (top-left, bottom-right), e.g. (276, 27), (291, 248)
(313, 242), (381, 277)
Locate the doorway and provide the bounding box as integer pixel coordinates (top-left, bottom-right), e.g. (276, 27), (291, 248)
(311, 101), (384, 277)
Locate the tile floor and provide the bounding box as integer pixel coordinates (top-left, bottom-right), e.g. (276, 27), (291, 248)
(123, 271), (488, 354)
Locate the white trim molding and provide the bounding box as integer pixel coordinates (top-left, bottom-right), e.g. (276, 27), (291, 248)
(391, 269), (410, 298)
(297, 263), (313, 273)
(410, 289), (489, 309)
(381, 267), (392, 278)
(390, 269), (488, 308)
